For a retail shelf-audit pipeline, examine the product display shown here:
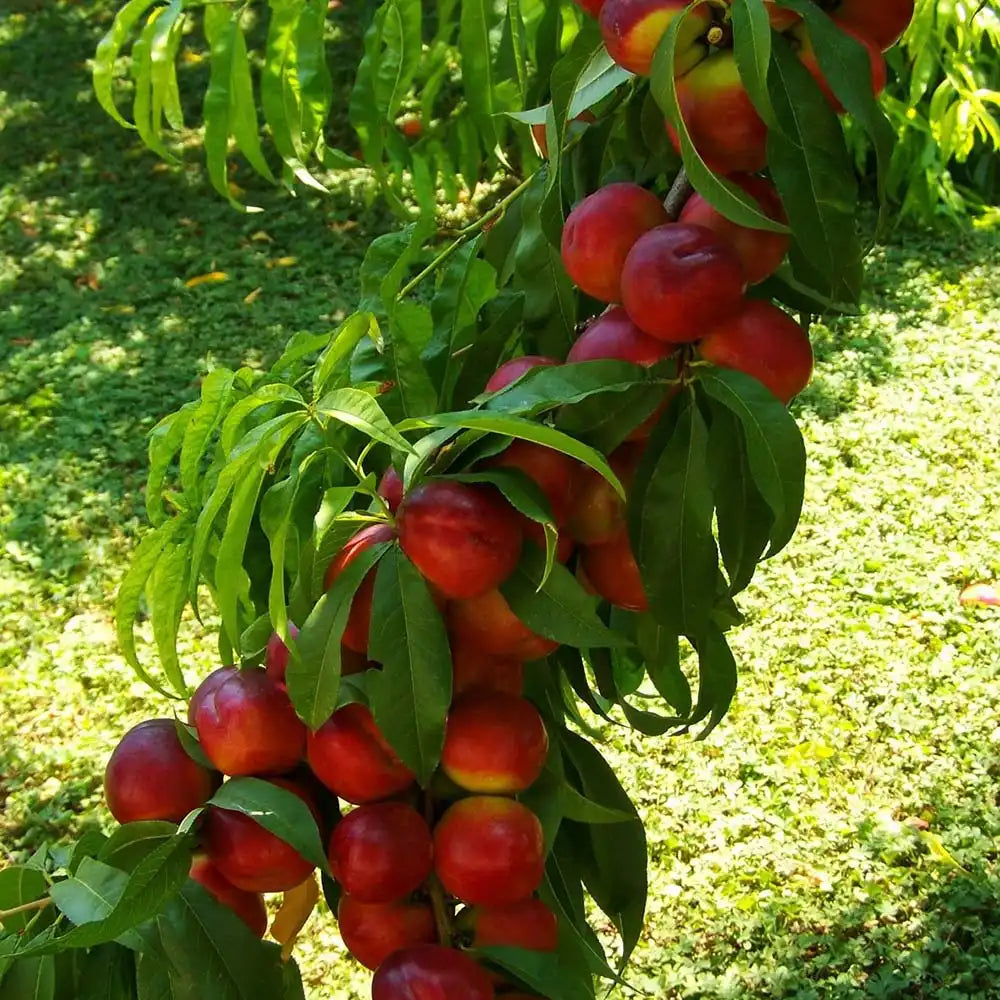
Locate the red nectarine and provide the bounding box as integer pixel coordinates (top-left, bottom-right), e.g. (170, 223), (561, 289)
(372, 945), (494, 1000)
(189, 855), (268, 938)
(448, 588), (559, 663)
(599, 0), (711, 77)
(580, 531), (648, 611)
(337, 895), (437, 971)
(485, 356), (560, 395)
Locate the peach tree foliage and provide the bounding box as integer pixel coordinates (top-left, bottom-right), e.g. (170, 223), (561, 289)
(0, 1), (896, 998)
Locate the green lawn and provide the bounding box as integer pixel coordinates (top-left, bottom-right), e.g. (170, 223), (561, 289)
(3, 4), (1000, 998)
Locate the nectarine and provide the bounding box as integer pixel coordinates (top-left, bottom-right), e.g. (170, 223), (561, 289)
(337, 895), (437, 970)
(372, 945), (494, 1000)
(447, 588), (559, 663)
(580, 531), (648, 611)
(189, 855), (268, 937)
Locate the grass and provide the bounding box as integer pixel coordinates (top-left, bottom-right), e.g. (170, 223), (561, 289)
(3, 3), (1000, 998)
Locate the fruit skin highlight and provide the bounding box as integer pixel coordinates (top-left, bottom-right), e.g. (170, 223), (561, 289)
(371, 944), (495, 1000)
(104, 718), (219, 824)
(434, 796), (545, 906)
(441, 692), (549, 794)
(397, 481), (523, 600)
(337, 895), (437, 971)
(560, 183), (669, 304)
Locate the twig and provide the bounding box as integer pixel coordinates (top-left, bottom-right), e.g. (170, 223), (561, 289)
(0, 896), (52, 921)
(423, 793), (453, 945)
(664, 168), (693, 221)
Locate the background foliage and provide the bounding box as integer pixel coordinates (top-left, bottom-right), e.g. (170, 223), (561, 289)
(3, 2), (1000, 997)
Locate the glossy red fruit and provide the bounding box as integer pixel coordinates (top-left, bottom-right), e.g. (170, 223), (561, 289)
(561, 184), (670, 304)
(194, 667), (306, 777)
(337, 895), (437, 971)
(678, 175), (790, 286)
(397, 481), (523, 600)
(187, 666), (238, 725)
(104, 719), (218, 825)
(378, 467), (404, 513)
(448, 589), (559, 663)
(264, 623), (299, 684)
(466, 897), (558, 954)
(189, 855), (268, 938)
(580, 531), (648, 612)
(434, 797), (545, 906)
(451, 642), (525, 698)
(697, 299), (813, 404)
(203, 779), (319, 892)
(323, 523), (396, 654)
(485, 356), (561, 395)
(670, 51), (769, 175)
(620, 223), (745, 344)
(566, 442), (643, 546)
(794, 24), (886, 113)
(307, 703), (415, 804)
(329, 802), (434, 904)
(568, 306), (674, 367)
(372, 945), (495, 1000)
(831, 0), (913, 51)
(442, 693), (549, 794)
(599, 0), (711, 77)
(486, 440), (577, 525)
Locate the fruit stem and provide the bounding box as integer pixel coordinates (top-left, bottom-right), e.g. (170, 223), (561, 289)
(396, 173), (535, 301)
(664, 169), (693, 221)
(423, 792), (454, 945)
(0, 896), (52, 920)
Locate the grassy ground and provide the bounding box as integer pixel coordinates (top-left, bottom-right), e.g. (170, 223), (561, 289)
(3, 4), (1000, 998)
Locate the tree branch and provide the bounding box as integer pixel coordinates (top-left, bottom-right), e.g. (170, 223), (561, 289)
(0, 896), (52, 921)
(664, 169), (693, 221)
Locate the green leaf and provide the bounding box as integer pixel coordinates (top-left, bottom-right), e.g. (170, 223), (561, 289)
(314, 387), (414, 452)
(294, 0), (333, 159)
(208, 778), (328, 872)
(478, 945), (595, 1000)
(629, 393), (718, 636)
(92, 0), (158, 128)
(635, 616), (690, 717)
(368, 548), (452, 784)
(501, 546), (630, 649)
(0, 957), (55, 1000)
(766, 33), (863, 304)
(70, 945), (136, 1000)
(558, 782), (633, 825)
(397, 411), (623, 497)
(706, 402), (773, 593)
(203, 8), (247, 210)
(460, 0), (499, 157)
(131, 9), (171, 162)
(698, 368), (806, 556)
(386, 303), (440, 418)
(146, 403), (195, 526)
(180, 369), (237, 505)
(229, 14), (276, 183)
(220, 383), (303, 457)
(0, 867), (48, 934)
(98, 823), (180, 875)
(148, 536), (193, 697)
(450, 292), (525, 408)
(313, 313), (380, 400)
(730, 0), (776, 128)
(288, 537), (391, 729)
(689, 625), (739, 738)
(149, 0), (184, 131)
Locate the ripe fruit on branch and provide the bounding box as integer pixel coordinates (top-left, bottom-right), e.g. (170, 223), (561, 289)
(571, 0), (605, 19)
(447, 589), (559, 662)
(792, 24), (887, 114)
(104, 718), (218, 824)
(193, 667), (306, 776)
(599, 0), (711, 77)
(670, 52), (769, 175)
(189, 855), (268, 938)
(441, 692), (549, 794)
(397, 481), (523, 600)
(581, 530), (648, 612)
(829, 0), (913, 51)
(378, 467), (404, 513)
(451, 641), (524, 697)
(203, 779), (319, 892)
(566, 442), (643, 546)
(264, 623), (298, 684)
(187, 665), (237, 725)
(329, 801), (434, 904)
(561, 183), (669, 304)
(337, 895), (437, 970)
(678, 175), (790, 286)
(621, 223), (745, 344)
(568, 306), (674, 368)
(324, 523), (397, 654)
(371, 945), (494, 1000)
(485, 356), (560, 394)
(485, 440), (577, 526)
(462, 897), (559, 954)
(434, 797), (545, 905)
(697, 299), (814, 403)
(307, 703), (415, 804)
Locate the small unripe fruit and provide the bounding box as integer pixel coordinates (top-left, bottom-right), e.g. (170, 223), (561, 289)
(194, 667), (306, 777)
(337, 895), (437, 970)
(397, 481), (523, 600)
(104, 718), (218, 825)
(329, 802), (433, 904)
(323, 523), (396, 654)
(307, 703), (415, 804)
(434, 797), (545, 906)
(448, 589), (559, 663)
(697, 299), (813, 404)
(189, 855), (268, 938)
(203, 779), (319, 893)
(485, 356), (561, 395)
(620, 223), (745, 344)
(372, 945), (494, 1000)
(561, 184), (669, 304)
(264, 623), (299, 684)
(442, 693), (549, 794)
(580, 531), (648, 612)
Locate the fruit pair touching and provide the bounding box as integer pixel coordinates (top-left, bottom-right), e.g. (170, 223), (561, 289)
(586, 0), (907, 175)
